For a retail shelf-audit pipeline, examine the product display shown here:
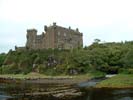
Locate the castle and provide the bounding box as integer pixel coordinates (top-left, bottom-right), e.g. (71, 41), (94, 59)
(26, 22), (83, 50)
(16, 22), (83, 50)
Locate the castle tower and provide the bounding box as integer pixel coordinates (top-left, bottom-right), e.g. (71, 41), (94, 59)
(44, 22), (56, 49)
(26, 29), (37, 49)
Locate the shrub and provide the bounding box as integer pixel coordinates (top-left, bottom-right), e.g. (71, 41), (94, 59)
(1, 63), (21, 74)
(119, 68), (133, 74)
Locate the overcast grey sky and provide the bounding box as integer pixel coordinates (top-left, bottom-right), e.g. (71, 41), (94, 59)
(0, 0), (133, 53)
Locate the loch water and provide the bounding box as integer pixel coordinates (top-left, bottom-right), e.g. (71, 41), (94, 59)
(0, 81), (133, 100)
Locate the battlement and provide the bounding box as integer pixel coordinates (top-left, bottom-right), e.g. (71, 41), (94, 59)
(27, 29), (37, 33)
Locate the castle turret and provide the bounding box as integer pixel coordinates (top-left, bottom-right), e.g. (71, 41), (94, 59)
(53, 22), (56, 26)
(76, 28), (79, 32)
(27, 29), (37, 35)
(26, 29), (37, 49)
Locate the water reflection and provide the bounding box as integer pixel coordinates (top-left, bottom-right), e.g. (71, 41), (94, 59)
(0, 95), (12, 100)
(85, 88), (133, 100)
(0, 82), (133, 100)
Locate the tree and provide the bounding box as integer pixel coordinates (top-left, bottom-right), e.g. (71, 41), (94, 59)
(124, 49), (133, 68)
(0, 53), (6, 66)
(94, 39), (101, 44)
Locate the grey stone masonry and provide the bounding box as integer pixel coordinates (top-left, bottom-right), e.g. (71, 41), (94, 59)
(26, 22), (83, 50)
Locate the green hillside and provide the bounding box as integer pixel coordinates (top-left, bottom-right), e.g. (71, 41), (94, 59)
(0, 40), (133, 75)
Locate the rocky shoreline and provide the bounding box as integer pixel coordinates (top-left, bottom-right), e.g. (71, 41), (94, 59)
(0, 74), (91, 100)
(0, 77), (87, 100)
(0, 77), (88, 85)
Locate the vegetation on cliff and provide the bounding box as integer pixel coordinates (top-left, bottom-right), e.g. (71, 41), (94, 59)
(0, 40), (133, 76)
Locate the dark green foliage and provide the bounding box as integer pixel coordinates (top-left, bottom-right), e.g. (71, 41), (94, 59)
(1, 63), (21, 74)
(119, 68), (133, 74)
(0, 53), (6, 66)
(123, 49), (133, 68)
(1, 40), (133, 75)
(90, 70), (106, 79)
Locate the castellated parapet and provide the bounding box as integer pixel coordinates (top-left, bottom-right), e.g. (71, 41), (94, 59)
(24, 22), (83, 50)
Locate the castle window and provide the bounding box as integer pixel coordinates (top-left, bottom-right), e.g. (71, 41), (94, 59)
(64, 33), (66, 37)
(58, 31), (60, 36)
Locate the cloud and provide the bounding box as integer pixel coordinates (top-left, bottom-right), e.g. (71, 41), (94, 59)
(0, 0), (133, 53)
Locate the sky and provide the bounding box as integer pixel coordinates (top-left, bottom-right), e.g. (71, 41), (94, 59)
(0, 0), (133, 53)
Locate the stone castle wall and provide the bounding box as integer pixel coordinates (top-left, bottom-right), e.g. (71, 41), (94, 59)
(26, 23), (83, 50)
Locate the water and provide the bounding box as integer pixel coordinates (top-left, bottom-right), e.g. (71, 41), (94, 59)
(0, 81), (133, 100)
(85, 88), (133, 100)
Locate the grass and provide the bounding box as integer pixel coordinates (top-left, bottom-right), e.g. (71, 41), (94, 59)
(0, 71), (105, 80)
(0, 72), (106, 85)
(0, 72), (93, 80)
(96, 74), (133, 88)
(0, 72), (71, 79)
(0, 73), (96, 85)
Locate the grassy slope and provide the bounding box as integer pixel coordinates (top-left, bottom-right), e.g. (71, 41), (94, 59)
(0, 71), (105, 79)
(0, 72), (93, 80)
(0, 73), (96, 84)
(96, 74), (133, 88)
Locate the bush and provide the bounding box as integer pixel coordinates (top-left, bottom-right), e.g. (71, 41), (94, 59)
(37, 64), (46, 73)
(119, 68), (133, 74)
(0, 54), (6, 66)
(90, 70), (106, 79)
(42, 68), (58, 76)
(1, 64), (21, 74)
